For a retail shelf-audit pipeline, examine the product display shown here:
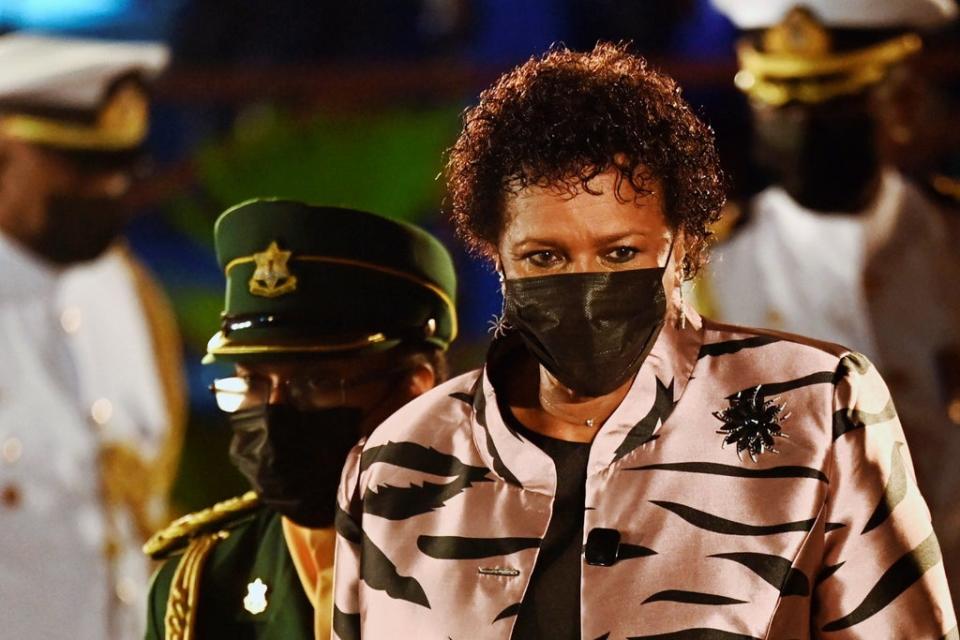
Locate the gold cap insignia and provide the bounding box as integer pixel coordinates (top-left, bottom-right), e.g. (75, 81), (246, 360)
(734, 7), (922, 106)
(764, 8), (831, 57)
(249, 241), (298, 298)
(243, 578), (269, 615)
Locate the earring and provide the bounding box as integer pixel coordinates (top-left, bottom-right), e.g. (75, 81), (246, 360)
(679, 284), (687, 329)
(677, 257), (687, 330)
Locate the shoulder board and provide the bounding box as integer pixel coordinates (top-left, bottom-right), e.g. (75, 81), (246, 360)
(143, 491), (260, 560)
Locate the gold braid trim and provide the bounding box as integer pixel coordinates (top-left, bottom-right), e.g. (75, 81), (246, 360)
(164, 532), (228, 640)
(0, 82), (149, 151)
(120, 246), (188, 536)
(144, 492), (259, 559)
(734, 29), (922, 106)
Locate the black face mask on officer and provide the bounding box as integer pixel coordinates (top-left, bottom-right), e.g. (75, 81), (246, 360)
(228, 404), (364, 528)
(502, 259), (669, 398)
(752, 97), (880, 213)
(34, 193), (132, 264)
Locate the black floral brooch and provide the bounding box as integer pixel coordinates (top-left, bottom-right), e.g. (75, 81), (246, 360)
(713, 386), (790, 462)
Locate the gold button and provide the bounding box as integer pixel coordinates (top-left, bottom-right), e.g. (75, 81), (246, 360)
(2, 437), (22, 464)
(948, 399), (960, 426)
(734, 70), (756, 91)
(2, 484), (21, 508)
(90, 398), (113, 425)
(115, 577), (138, 604)
(60, 306), (83, 334)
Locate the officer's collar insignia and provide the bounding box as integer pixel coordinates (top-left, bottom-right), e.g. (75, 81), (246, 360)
(249, 241), (297, 298)
(713, 386), (790, 463)
(243, 577), (269, 614)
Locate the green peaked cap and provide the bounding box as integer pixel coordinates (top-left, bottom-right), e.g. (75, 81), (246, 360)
(204, 198), (457, 363)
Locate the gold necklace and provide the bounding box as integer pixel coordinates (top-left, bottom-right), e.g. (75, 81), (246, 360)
(539, 391), (598, 428)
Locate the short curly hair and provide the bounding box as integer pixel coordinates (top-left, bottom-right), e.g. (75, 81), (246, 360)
(445, 42), (726, 276)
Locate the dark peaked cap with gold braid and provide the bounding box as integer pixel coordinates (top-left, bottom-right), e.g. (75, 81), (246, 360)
(204, 199), (458, 363)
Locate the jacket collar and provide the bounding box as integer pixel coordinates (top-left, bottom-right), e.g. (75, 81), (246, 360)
(469, 306), (704, 495)
(0, 228), (59, 296)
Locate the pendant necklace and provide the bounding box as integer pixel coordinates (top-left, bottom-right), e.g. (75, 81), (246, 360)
(539, 391), (599, 428)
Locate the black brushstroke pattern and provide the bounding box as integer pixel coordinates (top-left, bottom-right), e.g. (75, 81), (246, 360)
(651, 500), (816, 536)
(726, 371), (834, 401)
(417, 535), (540, 559)
(862, 442), (909, 534)
(832, 398), (898, 440)
(594, 634), (611, 640)
(627, 630), (761, 640)
(822, 532), (942, 631)
(472, 384), (523, 486)
(709, 552), (809, 596)
(698, 336), (780, 359)
(449, 391), (474, 405)
(360, 442), (492, 520)
(815, 562), (845, 585)
(333, 606), (360, 640)
(627, 461), (827, 482)
(493, 603), (521, 622)
(825, 522), (847, 532)
(833, 353), (873, 384)
(361, 533), (430, 608)
(360, 440), (484, 477)
(614, 378), (676, 461)
(334, 503), (361, 545)
(618, 543), (658, 560)
(642, 590), (747, 605)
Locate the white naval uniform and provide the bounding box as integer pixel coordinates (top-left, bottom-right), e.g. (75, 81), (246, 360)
(701, 168), (960, 594)
(0, 230), (182, 639)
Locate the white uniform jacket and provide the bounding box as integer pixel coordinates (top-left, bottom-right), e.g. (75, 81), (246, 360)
(0, 231), (184, 638)
(701, 170), (960, 595)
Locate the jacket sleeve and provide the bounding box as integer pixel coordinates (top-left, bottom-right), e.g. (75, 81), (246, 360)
(812, 353), (957, 638)
(332, 442), (365, 640)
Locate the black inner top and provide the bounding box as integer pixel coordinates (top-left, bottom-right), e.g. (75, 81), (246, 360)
(508, 417), (591, 640)
(487, 334), (592, 640)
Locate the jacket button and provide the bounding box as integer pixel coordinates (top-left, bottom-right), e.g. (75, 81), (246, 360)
(2, 437), (22, 464)
(585, 527), (621, 566)
(2, 484), (21, 509)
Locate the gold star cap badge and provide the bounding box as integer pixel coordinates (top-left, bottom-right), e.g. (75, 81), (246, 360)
(243, 578), (269, 615)
(249, 241), (298, 298)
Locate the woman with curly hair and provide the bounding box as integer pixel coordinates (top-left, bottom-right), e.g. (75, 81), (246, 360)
(331, 43), (955, 639)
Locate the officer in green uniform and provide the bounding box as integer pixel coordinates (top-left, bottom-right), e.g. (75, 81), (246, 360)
(142, 199), (458, 639)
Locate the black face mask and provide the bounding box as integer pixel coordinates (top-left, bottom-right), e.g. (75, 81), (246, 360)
(228, 404), (364, 528)
(33, 194), (132, 265)
(752, 100), (880, 213)
(502, 266), (668, 397)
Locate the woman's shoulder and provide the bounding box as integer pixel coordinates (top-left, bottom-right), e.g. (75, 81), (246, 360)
(363, 369), (484, 451)
(699, 317), (855, 369)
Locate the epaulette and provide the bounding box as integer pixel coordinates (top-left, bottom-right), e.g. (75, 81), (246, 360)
(143, 491), (260, 560)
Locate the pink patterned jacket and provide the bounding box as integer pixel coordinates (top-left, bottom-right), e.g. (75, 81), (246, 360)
(332, 311), (957, 639)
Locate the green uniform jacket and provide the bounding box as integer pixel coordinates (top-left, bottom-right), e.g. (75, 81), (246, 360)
(145, 495), (313, 639)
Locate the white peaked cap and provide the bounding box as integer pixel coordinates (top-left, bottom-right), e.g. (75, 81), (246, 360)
(712, 0), (958, 30)
(0, 33), (169, 113)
